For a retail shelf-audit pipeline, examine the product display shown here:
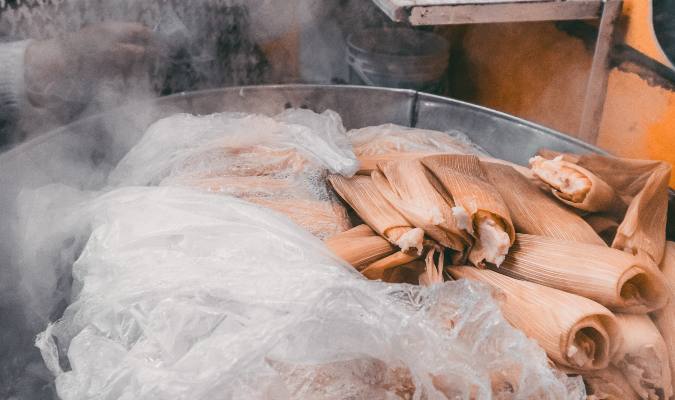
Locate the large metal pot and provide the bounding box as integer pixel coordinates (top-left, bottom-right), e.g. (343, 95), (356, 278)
(1, 84), (672, 398)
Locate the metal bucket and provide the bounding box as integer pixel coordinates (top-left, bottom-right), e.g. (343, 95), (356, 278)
(346, 29), (450, 92)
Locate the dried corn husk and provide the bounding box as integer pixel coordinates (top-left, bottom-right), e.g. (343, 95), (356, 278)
(653, 241), (675, 397)
(356, 152), (433, 175)
(449, 266), (620, 370)
(422, 154), (515, 267)
(496, 233), (668, 313)
(538, 150), (671, 263)
(482, 162), (605, 245)
(372, 160), (471, 251)
(612, 313), (673, 400)
(529, 155), (627, 215)
(361, 251), (421, 280)
(419, 248), (445, 286)
(328, 174), (424, 252)
(578, 366), (640, 400)
(324, 225), (396, 270)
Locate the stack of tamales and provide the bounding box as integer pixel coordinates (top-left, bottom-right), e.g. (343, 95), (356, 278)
(325, 129), (674, 400)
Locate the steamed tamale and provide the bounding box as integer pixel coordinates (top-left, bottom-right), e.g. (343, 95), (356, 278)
(449, 267), (621, 370)
(422, 154), (515, 267)
(328, 174), (424, 252)
(325, 225), (396, 270)
(372, 160), (471, 251)
(495, 234), (669, 313)
(653, 241), (675, 399)
(537, 150), (671, 263)
(482, 162), (605, 245)
(529, 155), (627, 215)
(612, 313), (673, 400)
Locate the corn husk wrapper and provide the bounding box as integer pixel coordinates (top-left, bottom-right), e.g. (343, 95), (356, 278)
(361, 250), (421, 280)
(449, 266), (621, 370)
(328, 174), (424, 252)
(371, 160), (471, 251)
(324, 225), (396, 270)
(422, 154), (515, 267)
(653, 241), (675, 398)
(529, 155), (627, 216)
(482, 162), (605, 245)
(496, 233), (669, 313)
(356, 152), (435, 175)
(612, 313), (673, 400)
(538, 150), (671, 263)
(419, 248), (445, 287)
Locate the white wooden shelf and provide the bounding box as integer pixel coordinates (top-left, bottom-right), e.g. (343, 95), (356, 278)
(372, 0), (604, 26)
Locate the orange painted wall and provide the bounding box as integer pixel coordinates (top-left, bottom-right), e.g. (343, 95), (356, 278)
(456, 21), (675, 186)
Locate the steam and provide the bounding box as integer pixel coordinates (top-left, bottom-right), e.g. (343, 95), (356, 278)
(0, 1), (396, 398)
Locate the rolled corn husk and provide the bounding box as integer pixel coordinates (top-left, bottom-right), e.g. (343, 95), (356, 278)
(529, 155), (627, 215)
(422, 154), (515, 267)
(482, 162), (606, 246)
(449, 266), (621, 370)
(653, 241), (675, 398)
(372, 160), (471, 251)
(356, 152), (434, 175)
(612, 313), (673, 400)
(361, 250), (421, 280)
(537, 150), (671, 264)
(495, 233), (669, 313)
(328, 174), (424, 252)
(324, 225), (396, 270)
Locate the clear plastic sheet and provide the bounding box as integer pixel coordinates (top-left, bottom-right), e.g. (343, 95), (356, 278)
(36, 186), (583, 400)
(348, 123), (490, 157)
(107, 109), (358, 238)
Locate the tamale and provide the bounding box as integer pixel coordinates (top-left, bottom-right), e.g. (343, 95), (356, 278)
(325, 225), (396, 270)
(422, 154), (515, 267)
(529, 155), (627, 215)
(495, 233), (668, 313)
(653, 241), (675, 398)
(537, 150), (671, 263)
(371, 160), (471, 251)
(449, 267), (620, 370)
(356, 152), (433, 175)
(612, 313), (673, 400)
(361, 250), (421, 280)
(482, 162), (605, 245)
(328, 174), (424, 252)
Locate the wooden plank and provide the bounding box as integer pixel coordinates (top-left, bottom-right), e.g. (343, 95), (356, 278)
(578, 0), (623, 144)
(408, 1), (603, 25)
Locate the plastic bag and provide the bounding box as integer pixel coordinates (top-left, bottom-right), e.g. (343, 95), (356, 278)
(348, 123), (490, 157)
(108, 109), (358, 238)
(36, 186), (583, 400)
